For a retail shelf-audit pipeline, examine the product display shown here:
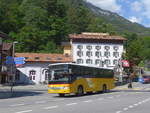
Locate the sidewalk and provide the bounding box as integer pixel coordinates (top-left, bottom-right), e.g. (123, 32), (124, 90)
(114, 82), (148, 91)
(0, 84), (48, 99)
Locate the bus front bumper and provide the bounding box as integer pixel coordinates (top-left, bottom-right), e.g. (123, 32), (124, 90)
(48, 84), (71, 94)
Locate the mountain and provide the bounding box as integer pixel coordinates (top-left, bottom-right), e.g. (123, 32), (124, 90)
(83, 1), (150, 36)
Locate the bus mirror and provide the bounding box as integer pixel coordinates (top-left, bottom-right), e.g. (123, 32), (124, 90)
(69, 69), (72, 74)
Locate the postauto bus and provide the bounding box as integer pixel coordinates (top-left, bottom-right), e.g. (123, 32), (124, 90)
(47, 63), (115, 96)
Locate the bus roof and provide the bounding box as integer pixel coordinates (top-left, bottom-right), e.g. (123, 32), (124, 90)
(48, 63), (113, 70)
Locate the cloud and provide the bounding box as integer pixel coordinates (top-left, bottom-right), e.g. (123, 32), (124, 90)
(142, 0), (150, 19)
(128, 16), (141, 23)
(86, 0), (121, 12)
(130, 1), (143, 12)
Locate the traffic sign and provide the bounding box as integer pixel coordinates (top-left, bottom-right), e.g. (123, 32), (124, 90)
(14, 57), (25, 64)
(6, 56), (14, 64)
(122, 60), (130, 67)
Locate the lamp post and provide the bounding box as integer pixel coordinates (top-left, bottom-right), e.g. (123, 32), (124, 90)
(10, 41), (18, 93)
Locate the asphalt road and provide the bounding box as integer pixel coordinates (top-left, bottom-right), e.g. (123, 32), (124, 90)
(1, 83), (150, 113)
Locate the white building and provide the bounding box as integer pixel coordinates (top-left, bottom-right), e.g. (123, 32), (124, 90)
(15, 53), (72, 84)
(64, 32), (126, 69)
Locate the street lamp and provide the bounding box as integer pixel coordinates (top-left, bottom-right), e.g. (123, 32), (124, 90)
(10, 41), (18, 93)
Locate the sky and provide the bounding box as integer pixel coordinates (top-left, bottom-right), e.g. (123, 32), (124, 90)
(86, 0), (150, 28)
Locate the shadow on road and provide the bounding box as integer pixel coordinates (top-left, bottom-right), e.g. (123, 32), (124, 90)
(0, 91), (44, 99)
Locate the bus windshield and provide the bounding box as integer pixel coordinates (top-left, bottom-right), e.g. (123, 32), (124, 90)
(49, 69), (70, 83)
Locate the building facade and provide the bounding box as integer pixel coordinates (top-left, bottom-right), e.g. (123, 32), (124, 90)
(0, 32), (9, 84)
(64, 32), (126, 69)
(15, 53), (72, 84)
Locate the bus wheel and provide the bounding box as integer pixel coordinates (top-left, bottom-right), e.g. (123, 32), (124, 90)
(76, 86), (84, 96)
(102, 85), (107, 93)
(58, 93), (65, 97)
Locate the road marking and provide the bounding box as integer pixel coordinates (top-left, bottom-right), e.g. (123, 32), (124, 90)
(10, 104), (25, 107)
(83, 100), (93, 103)
(35, 101), (46, 104)
(44, 105), (58, 110)
(54, 99), (65, 101)
(134, 103), (138, 106)
(116, 111), (122, 113)
(123, 108), (128, 111)
(15, 110), (32, 113)
(128, 105), (134, 108)
(66, 103), (77, 106)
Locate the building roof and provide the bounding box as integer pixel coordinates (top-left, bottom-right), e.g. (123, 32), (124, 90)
(0, 32), (9, 39)
(69, 32), (126, 41)
(2, 43), (12, 51)
(15, 53), (73, 63)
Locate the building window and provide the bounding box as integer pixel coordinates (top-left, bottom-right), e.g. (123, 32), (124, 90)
(15, 70), (20, 81)
(95, 59), (101, 65)
(77, 45), (83, 49)
(35, 57), (40, 60)
(95, 46), (101, 50)
(104, 46), (110, 50)
(86, 59), (93, 64)
(86, 45), (92, 50)
(86, 51), (92, 57)
(45, 71), (49, 80)
(104, 51), (110, 58)
(105, 59), (110, 65)
(95, 51), (101, 57)
(113, 46), (119, 51)
(113, 52), (119, 58)
(77, 51), (83, 57)
(77, 59), (84, 64)
(29, 70), (36, 80)
(113, 59), (118, 65)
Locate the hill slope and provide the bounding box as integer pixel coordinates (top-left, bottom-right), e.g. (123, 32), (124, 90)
(84, 1), (150, 36)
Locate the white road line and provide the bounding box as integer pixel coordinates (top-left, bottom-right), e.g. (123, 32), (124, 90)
(54, 99), (65, 101)
(128, 105), (134, 108)
(116, 111), (122, 113)
(123, 108), (128, 111)
(15, 110), (32, 113)
(83, 100), (93, 103)
(66, 103), (77, 106)
(10, 104), (25, 107)
(35, 101), (46, 104)
(44, 105), (58, 110)
(134, 103), (138, 106)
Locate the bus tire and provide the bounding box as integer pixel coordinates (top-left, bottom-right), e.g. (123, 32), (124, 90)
(102, 84), (107, 93)
(76, 86), (84, 96)
(58, 93), (65, 97)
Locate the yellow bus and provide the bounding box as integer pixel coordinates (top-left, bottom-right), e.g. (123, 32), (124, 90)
(47, 63), (115, 96)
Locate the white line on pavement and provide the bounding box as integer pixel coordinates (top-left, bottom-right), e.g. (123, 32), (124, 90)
(123, 108), (128, 111)
(54, 99), (65, 101)
(15, 110), (32, 113)
(66, 103), (77, 106)
(10, 104), (25, 107)
(116, 111), (122, 113)
(44, 105), (58, 110)
(35, 101), (46, 104)
(83, 100), (93, 103)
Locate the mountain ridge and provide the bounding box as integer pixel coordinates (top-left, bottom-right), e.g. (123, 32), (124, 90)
(84, 1), (150, 36)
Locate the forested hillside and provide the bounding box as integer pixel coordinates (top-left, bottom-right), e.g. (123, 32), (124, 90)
(0, 0), (114, 53)
(0, 0), (150, 66)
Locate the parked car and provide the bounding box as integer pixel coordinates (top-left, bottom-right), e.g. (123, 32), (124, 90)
(140, 76), (150, 84)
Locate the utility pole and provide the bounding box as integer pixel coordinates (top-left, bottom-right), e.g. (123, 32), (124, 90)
(10, 41), (18, 94)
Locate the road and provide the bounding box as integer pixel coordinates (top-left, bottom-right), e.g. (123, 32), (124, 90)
(0, 83), (150, 113)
